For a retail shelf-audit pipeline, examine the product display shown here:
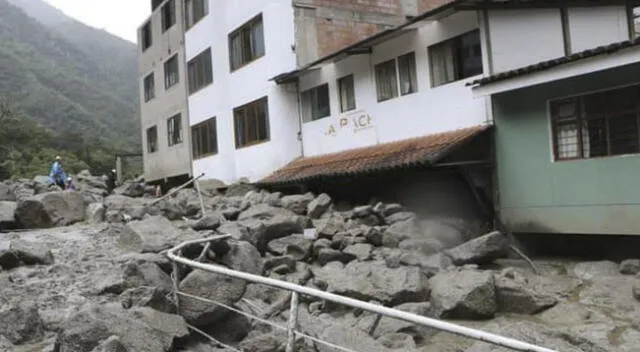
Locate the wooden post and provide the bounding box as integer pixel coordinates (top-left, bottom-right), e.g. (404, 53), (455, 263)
(172, 252), (181, 312)
(194, 179), (206, 218)
(285, 292), (299, 352)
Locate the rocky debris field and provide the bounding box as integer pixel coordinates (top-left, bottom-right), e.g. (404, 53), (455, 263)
(1, 175), (640, 351)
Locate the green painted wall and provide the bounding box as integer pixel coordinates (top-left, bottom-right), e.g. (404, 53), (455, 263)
(494, 63), (640, 235)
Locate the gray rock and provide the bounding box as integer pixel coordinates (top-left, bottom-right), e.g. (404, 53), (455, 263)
(364, 226), (384, 246)
(314, 216), (346, 238)
(204, 311), (252, 345)
(238, 203), (296, 221)
(633, 280), (640, 302)
(221, 207), (241, 220)
(307, 193), (332, 219)
(429, 270), (496, 319)
(0, 241), (20, 269)
(192, 212), (223, 231)
(178, 270), (246, 326)
(218, 222), (251, 242)
(122, 261), (173, 293)
(382, 218), (423, 248)
(573, 260), (620, 280)
(238, 333), (281, 352)
(620, 259), (640, 275)
(118, 216), (182, 253)
(0, 302), (44, 344)
(312, 238), (332, 257)
(10, 240), (55, 265)
(225, 182), (256, 197)
(0, 335), (13, 351)
(400, 252), (452, 277)
(399, 238), (443, 256)
(0, 201), (17, 229)
(378, 332), (416, 350)
(267, 234), (313, 261)
(358, 302), (431, 339)
(104, 195), (153, 221)
(237, 205), (309, 251)
(318, 324), (389, 352)
(343, 243), (373, 261)
(120, 287), (175, 314)
(264, 255), (297, 273)
(316, 248), (357, 265)
(352, 205), (373, 217)
(384, 211), (416, 225)
(113, 182), (145, 198)
(55, 304), (188, 352)
(15, 191), (86, 229)
(444, 231), (508, 266)
(220, 240), (264, 275)
(0, 183), (15, 201)
(494, 270), (557, 314)
(86, 203), (106, 224)
(314, 260), (430, 305)
(89, 336), (128, 352)
(115, 252), (172, 274)
(281, 192), (315, 215)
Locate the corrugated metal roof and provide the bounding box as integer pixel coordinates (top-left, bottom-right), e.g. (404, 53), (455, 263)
(259, 125), (491, 185)
(468, 38), (640, 87)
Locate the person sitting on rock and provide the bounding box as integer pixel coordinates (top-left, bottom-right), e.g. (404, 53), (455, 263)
(66, 177), (76, 191)
(48, 156), (67, 190)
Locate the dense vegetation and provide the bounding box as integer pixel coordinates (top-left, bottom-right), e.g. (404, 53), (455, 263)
(0, 0), (140, 179)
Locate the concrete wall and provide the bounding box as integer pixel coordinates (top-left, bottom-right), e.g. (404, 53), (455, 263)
(297, 11), (488, 157)
(138, 0), (191, 182)
(567, 6), (629, 53)
(493, 62), (640, 235)
(186, 0), (301, 184)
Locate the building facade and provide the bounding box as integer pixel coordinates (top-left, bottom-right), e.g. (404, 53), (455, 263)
(138, 0), (192, 185)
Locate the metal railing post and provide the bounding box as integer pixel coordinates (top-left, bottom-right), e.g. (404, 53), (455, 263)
(194, 179), (206, 218)
(172, 250), (181, 312)
(285, 292), (299, 352)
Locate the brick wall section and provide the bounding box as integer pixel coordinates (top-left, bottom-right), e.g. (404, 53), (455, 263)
(418, 0), (455, 13)
(316, 18), (389, 57)
(312, 0), (404, 15)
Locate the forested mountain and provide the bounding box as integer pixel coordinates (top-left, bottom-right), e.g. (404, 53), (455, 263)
(0, 0), (141, 178)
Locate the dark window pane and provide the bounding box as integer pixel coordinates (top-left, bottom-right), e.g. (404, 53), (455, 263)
(609, 113), (639, 155)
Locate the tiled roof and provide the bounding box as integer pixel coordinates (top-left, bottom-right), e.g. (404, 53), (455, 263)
(259, 125), (491, 185)
(468, 38), (640, 87)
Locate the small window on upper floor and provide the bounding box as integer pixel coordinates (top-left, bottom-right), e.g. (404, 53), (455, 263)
(143, 73), (155, 102)
(185, 0), (208, 30)
(301, 84), (331, 122)
(161, 0), (176, 32)
(429, 29), (483, 87)
(192, 117), (218, 159)
(229, 14), (265, 72)
(234, 97), (270, 148)
(631, 7), (640, 38)
(188, 48), (213, 94)
(146, 126), (158, 153)
(338, 74), (356, 113)
(375, 59), (398, 102)
(141, 21), (152, 51)
(398, 52), (418, 96)
(167, 113), (183, 147)
(164, 54), (179, 89)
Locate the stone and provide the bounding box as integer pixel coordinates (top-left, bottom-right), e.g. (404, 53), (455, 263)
(378, 332), (416, 349)
(352, 205), (373, 217)
(238, 205), (309, 251)
(384, 211), (416, 225)
(358, 302), (431, 339)
(0, 183), (15, 201)
(444, 231), (508, 266)
(399, 252), (452, 277)
(633, 280), (640, 302)
(316, 248), (356, 266)
(281, 192), (315, 215)
(620, 259), (640, 275)
(225, 182), (256, 197)
(115, 252), (172, 274)
(382, 218), (423, 248)
(494, 271), (557, 314)
(0, 242), (20, 269)
(204, 311), (252, 345)
(318, 324), (389, 352)
(120, 287), (175, 314)
(10, 240), (55, 265)
(264, 255), (297, 273)
(220, 240), (264, 275)
(118, 216), (182, 253)
(104, 195), (154, 221)
(89, 336), (128, 352)
(312, 238), (332, 257)
(313, 260), (430, 305)
(113, 181), (145, 198)
(364, 226), (384, 246)
(178, 270), (246, 326)
(307, 193), (332, 219)
(0, 201), (17, 229)
(55, 304), (188, 352)
(122, 261), (173, 293)
(429, 270), (497, 320)
(238, 203), (296, 221)
(267, 234), (313, 261)
(15, 192), (86, 229)
(218, 222), (251, 242)
(192, 212), (223, 231)
(221, 207), (241, 220)
(238, 333), (281, 352)
(313, 216), (346, 238)
(573, 260), (620, 280)
(399, 237), (443, 256)
(343, 243), (373, 261)
(86, 203), (106, 224)
(0, 302), (44, 344)
(0, 335), (13, 351)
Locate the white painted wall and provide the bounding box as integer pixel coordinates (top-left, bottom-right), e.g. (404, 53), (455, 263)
(568, 6), (629, 53)
(298, 11), (489, 158)
(186, 0), (301, 184)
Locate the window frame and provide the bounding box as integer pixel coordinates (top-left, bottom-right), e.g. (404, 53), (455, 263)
(233, 97), (270, 149)
(143, 72), (155, 102)
(164, 54), (180, 90)
(374, 59), (399, 102)
(397, 51), (418, 96)
(301, 83), (331, 122)
(141, 21), (152, 51)
(161, 0), (176, 33)
(167, 113), (183, 147)
(146, 126), (158, 153)
(187, 48), (213, 95)
(228, 14), (265, 72)
(185, 0), (209, 30)
(338, 74), (356, 113)
(191, 117), (218, 159)
(428, 29), (483, 87)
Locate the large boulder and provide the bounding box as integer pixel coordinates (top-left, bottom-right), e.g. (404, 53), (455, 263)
(219, 240), (264, 275)
(120, 287), (176, 314)
(313, 215), (346, 238)
(118, 216), (183, 253)
(55, 303), (189, 352)
(0, 182), (15, 201)
(104, 195), (153, 221)
(178, 270), (247, 326)
(307, 193), (332, 219)
(494, 269), (557, 314)
(89, 336), (128, 352)
(0, 302), (44, 344)
(96, 261), (173, 295)
(15, 192), (86, 229)
(382, 218), (423, 248)
(238, 205), (309, 252)
(86, 203), (106, 224)
(0, 241), (20, 269)
(10, 240), (55, 265)
(444, 231), (508, 266)
(620, 259), (640, 275)
(357, 302), (432, 339)
(313, 260), (430, 305)
(429, 270), (497, 319)
(267, 234), (313, 261)
(318, 324), (389, 352)
(192, 212), (223, 231)
(114, 181), (146, 198)
(0, 201), (17, 229)
(281, 192), (315, 215)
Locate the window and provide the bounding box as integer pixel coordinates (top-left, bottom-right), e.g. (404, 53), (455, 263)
(338, 75), (356, 112)
(143, 73), (155, 102)
(551, 85), (640, 161)
(164, 54), (179, 89)
(398, 52), (418, 95)
(141, 21), (152, 51)
(632, 6), (640, 38)
(375, 59), (398, 102)
(161, 0), (176, 32)
(167, 114), (183, 146)
(229, 15), (265, 71)
(185, 0), (208, 30)
(192, 117), (218, 159)
(301, 84), (331, 122)
(187, 48), (213, 94)
(429, 29), (483, 87)
(233, 97), (269, 148)
(146, 126), (158, 153)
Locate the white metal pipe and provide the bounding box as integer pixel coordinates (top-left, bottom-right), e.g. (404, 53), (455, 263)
(167, 237), (558, 352)
(286, 292), (299, 352)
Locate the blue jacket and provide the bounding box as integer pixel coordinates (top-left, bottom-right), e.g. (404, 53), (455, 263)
(48, 161), (67, 183)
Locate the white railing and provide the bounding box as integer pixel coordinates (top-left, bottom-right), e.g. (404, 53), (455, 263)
(166, 236), (559, 352)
